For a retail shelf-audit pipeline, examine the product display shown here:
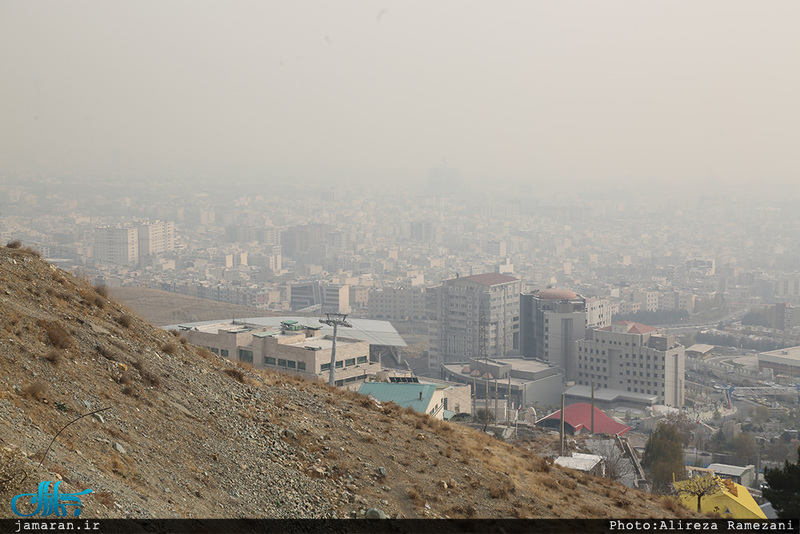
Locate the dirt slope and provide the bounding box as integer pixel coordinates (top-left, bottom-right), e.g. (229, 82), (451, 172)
(0, 243), (696, 519)
(108, 286), (271, 327)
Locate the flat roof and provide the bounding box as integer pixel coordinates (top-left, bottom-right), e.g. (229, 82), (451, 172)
(167, 316), (406, 347)
(441, 363), (557, 387)
(760, 346), (800, 364)
(493, 357), (555, 374)
(564, 385), (658, 404)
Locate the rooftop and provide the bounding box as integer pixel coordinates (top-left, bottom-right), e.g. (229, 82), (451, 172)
(169, 316), (406, 347)
(535, 287), (579, 300)
(600, 321), (659, 335)
(459, 273), (519, 286)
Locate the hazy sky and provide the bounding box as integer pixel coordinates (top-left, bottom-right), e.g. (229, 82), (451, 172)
(2, 1), (799, 187)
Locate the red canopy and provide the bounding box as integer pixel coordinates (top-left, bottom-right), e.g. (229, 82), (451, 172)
(536, 403), (631, 436)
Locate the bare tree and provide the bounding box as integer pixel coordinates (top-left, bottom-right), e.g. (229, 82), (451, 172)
(673, 473), (723, 513)
(593, 440), (634, 482)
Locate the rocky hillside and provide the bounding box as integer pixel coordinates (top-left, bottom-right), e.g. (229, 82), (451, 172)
(0, 243), (695, 519)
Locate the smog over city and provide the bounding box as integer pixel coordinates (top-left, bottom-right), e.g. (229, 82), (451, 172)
(1, 0), (799, 526)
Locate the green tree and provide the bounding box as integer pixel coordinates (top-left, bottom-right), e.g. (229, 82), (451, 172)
(643, 423), (686, 493)
(733, 433), (758, 462)
(763, 446), (800, 519)
(474, 408), (494, 431)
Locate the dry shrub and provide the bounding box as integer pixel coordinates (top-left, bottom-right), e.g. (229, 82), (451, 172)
(141, 369), (161, 388)
(161, 342), (177, 355)
(122, 386), (137, 397)
(169, 329), (181, 337)
(406, 486), (425, 506)
(541, 477), (560, 491)
(561, 478), (577, 490)
(94, 490), (115, 508)
(93, 295), (106, 309)
(362, 434), (377, 444)
(21, 380), (47, 400)
(273, 394), (288, 408)
(93, 284), (109, 298)
(43, 322), (72, 349)
(223, 368), (246, 383)
(118, 371), (133, 385)
(98, 346), (116, 361)
(43, 349), (62, 366)
(489, 480), (515, 499)
(116, 314), (132, 328)
(660, 497), (689, 517)
(6, 240), (22, 249)
(450, 504), (476, 518)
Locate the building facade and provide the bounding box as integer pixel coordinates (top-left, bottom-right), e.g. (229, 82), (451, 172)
(576, 321), (685, 407)
(520, 288), (610, 381)
(94, 225), (139, 266)
(427, 273), (521, 367)
(180, 320), (378, 387)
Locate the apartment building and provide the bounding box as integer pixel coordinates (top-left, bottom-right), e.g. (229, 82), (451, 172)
(94, 225), (139, 267)
(368, 286), (426, 322)
(138, 220), (175, 267)
(427, 273), (521, 367)
(576, 321), (685, 407)
(520, 288), (610, 381)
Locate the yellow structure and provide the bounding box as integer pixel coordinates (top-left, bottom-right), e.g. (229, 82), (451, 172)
(673, 474), (766, 519)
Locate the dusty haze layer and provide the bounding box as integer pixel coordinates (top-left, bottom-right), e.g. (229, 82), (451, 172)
(1, 1), (798, 187)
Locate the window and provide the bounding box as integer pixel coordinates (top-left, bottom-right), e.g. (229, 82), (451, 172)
(321, 363), (331, 371)
(220, 349), (229, 357)
(335, 360), (343, 368)
(357, 356), (367, 364)
(278, 359), (287, 367)
(345, 358), (356, 367)
(288, 360), (296, 369)
(298, 361), (306, 370)
(238, 349), (253, 364)
(208, 347), (219, 355)
(264, 356), (276, 365)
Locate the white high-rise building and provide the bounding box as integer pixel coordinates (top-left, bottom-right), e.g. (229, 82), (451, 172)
(428, 273), (521, 367)
(94, 225), (139, 267)
(138, 220), (175, 266)
(576, 321), (685, 407)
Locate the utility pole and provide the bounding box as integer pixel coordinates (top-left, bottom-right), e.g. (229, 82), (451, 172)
(320, 313), (352, 386)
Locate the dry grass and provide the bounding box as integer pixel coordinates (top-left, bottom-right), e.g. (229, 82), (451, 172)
(161, 342), (178, 355)
(223, 368), (246, 383)
(94, 490), (115, 508)
(116, 314), (132, 328)
(43, 348), (62, 365)
(93, 284), (109, 298)
(6, 240), (22, 249)
(43, 321), (72, 349)
(21, 380), (47, 400)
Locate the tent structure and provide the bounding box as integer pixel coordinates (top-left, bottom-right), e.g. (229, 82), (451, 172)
(535, 403), (631, 436)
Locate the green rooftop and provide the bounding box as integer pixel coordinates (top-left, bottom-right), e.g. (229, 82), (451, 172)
(358, 383), (437, 414)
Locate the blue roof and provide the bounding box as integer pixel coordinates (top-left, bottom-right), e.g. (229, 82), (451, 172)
(358, 383), (437, 413)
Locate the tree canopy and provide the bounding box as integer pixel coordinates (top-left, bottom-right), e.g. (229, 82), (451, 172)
(763, 446), (800, 519)
(642, 423), (685, 493)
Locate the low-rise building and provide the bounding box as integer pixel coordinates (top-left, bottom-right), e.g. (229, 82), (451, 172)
(178, 319), (379, 386)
